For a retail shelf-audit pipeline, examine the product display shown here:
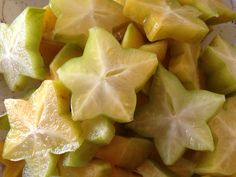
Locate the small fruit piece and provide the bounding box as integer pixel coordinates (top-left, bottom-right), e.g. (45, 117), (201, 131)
(195, 95), (236, 176)
(50, 43), (82, 79)
(95, 136), (153, 170)
(57, 27), (158, 122)
(123, 0), (209, 42)
(63, 141), (100, 167)
(111, 167), (141, 177)
(3, 80), (83, 161)
(121, 23), (145, 49)
(81, 116), (115, 145)
(0, 7), (46, 91)
(200, 35), (236, 94)
(128, 65), (225, 165)
(136, 160), (177, 177)
(59, 159), (112, 177)
(168, 41), (201, 90)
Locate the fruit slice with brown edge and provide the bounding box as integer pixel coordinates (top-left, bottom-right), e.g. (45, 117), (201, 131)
(168, 41), (201, 90)
(195, 95), (236, 176)
(3, 80), (83, 161)
(50, 43), (82, 79)
(0, 7), (46, 91)
(57, 27), (158, 122)
(123, 0), (209, 43)
(95, 136), (153, 170)
(128, 65), (225, 165)
(200, 35), (236, 94)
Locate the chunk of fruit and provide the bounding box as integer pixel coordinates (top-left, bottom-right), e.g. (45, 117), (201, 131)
(57, 27), (158, 122)
(200, 35), (236, 94)
(0, 7), (46, 91)
(3, 80), (83, 161)
(123, 0), (209, 42)
(195, 95), (236, 176)
(128, 65), (225, 165)
(95, 136), (153, 170)
(168, 41), (201, 90)
(111, 167), (141, 177)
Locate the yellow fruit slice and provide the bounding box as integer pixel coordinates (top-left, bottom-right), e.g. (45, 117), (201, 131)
(3, 80), (83, 161)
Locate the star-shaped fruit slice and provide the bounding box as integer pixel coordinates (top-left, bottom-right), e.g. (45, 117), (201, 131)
(57, 27), (158, 122)
(50, 0), (129, 45)
(128, 65), (225, 165)
(0, 7), (46, 91)
(195, 95), (236, 176)
(123, 0), (209, 42)
(3, 80), (83, 161)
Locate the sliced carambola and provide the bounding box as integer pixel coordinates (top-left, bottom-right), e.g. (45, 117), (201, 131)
(50, 0), (129, 45)
(200, 35), (236, 94)
(59, 160), (112, 177)
(81, 116), (115, 145)
(121, 23), (145, 49)
(195, 95), (236, 176)
(0, 7), (46, 91)
(123, 0), (209, 43)
(50, 43), (82, 79)
(128, 65), (225, 165)
(23, 153), (59, 177)
(111, 167), (141, 177)
(57, 27), (158, 122)
(168, 41), (201, 90)
(3, 80), (83, 161)
(136, 160), (177, 177)
(95, 136), (153, 170)
(63, 141), (100, 167)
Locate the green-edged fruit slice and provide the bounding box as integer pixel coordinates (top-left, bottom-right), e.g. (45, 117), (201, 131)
(50, 0), (129, 45)
(63, 141), (100, 167)
(123, 0), (209, 42)
(121, 23), (145, 49)
(195, 95), (236, 176)
(3, 80), (83, 161)
(200, 35), (236, 94)
(111, 167), (141, 177)
(23, 153), (59, 177)
(0, 7), (46, 91)
(168, 41), (201, 90)
(57, 27), (158, 122)
(136, 160), (177, 177)
(81, 116), (115, 145)
(59, 159), (112, 177)
(128, 65), (225, 165)
(95, 136), (153, 170)
(50, 43), (82, 79)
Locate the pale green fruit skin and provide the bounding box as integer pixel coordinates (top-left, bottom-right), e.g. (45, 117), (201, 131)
(200, 35), (236, 94)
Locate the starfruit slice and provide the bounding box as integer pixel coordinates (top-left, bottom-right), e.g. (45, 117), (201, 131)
(0, 7), (46, 91)
(200, 35), (236, 94)
(128, 65), (225, 165)
(3, 80), (83, 161)
(57, 27), (158, 122)
(195, 95), (236, 176)
(123, 0), (209, 42)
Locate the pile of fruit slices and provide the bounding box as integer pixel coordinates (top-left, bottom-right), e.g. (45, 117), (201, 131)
(0, 0), (236, 177)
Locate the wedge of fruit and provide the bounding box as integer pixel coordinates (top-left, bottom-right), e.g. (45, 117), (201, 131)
(57, 27), (158, 122)
(123, 0), (209, 43)
(81, 116), (115, 145)
(50, 0), (129, 46)
(111, 167), (141, 177)
(22, 153), (59, 177)
(95, 136), (153, 170)
(128, 65), (225, 165)
(3, 80), (83, 161)
(200, 35), (236, 94)
(195, 95), (236, 176)
(121, 23), (145, 49)
(0, 7), (46, 91)
(168, 41), (201, 90)
(50, 43), (82, 79)
(59, 159), (112, 177)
